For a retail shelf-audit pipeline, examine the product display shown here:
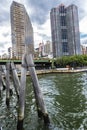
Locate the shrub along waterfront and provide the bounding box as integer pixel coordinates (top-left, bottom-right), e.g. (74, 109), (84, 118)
(53, 55), (87, 68)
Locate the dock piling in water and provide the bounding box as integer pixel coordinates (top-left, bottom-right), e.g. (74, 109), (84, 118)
(0, 66), (2, 98)
(0, 54), (50, 128)
(17, 54), (27, 130)
(25, 53), (50, 125)
(2, 77), (6, 91)
(5, 62), (11, 107)
(11, 62), (20, 99)
(17, 53), (50, 129)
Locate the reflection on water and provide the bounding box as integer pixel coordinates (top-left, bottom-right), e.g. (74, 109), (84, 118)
(0, 72), (87, 130)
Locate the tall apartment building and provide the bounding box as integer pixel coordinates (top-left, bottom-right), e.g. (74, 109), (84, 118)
(10, 1), (34, 59)
(44, 41), (52, 55)
(50, 4), (81, 57)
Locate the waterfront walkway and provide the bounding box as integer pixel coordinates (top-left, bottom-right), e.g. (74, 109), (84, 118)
(23, 68), (87, 76)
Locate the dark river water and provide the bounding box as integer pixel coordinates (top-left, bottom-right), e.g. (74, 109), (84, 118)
(0, 72), (87, 130)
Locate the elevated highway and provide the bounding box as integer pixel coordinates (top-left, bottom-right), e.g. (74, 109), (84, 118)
(0, 59), (52, 69)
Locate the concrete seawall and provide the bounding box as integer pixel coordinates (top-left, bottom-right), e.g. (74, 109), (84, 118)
(2, 68), (87, 78)
(17, 68), (87, 76)
(36, 68), (87, 75)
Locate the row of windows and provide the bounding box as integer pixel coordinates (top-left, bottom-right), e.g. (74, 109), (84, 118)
(60, 16), (66, 26)
(59, 6), (66, 13)
(61, 29), (67, 39)
(62, 42), (68, 52)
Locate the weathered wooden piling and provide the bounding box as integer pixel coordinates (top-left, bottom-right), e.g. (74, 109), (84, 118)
(2, 65), (7, 75)
(17, 54), (27, 130)
(2, 77), (6, 90)
(5, 63), (11, 107)
(0, 66), (2, 97)
(11, 62), (20, 99)
(25, 53), (50, 125)
(1, 65), (6, 90)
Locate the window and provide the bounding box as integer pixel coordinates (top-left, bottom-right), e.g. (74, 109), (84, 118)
(59, 6), (66, 13)
(62, 42), (68, 52)
(60, 16), (66, 26)
(61, 29), (67, 39)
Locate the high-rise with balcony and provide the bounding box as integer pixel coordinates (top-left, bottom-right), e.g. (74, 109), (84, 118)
(50, 4), (81, 57)
(10, 1), (34, 59)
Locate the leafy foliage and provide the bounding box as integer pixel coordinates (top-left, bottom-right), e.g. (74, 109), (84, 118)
(52, 55), (87, 68)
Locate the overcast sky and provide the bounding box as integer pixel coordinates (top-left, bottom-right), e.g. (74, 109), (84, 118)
(0, 0), (87, 55)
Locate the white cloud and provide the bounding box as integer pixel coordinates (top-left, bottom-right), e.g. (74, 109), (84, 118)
(40, 16), (51, 37)
(33, 14), (51, 48)
(79, 16), (87, 34)
(0, 23), (11, 55)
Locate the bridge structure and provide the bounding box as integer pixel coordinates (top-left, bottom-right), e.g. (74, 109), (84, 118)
(0, 59), (52, 69)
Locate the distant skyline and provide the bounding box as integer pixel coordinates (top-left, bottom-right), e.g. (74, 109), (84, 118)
(0, 0), (87, 55)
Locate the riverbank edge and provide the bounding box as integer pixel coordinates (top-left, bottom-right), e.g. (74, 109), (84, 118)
(17, 68), (87, 76)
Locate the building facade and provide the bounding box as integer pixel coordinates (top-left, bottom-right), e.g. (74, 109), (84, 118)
(44, 41), (52, 55)
(81, 45), (87, 55)
(10, 1), (34, 59)
(39, 42), (44, 57)
(50, 4), (81, 57)
(8, 47), (12, 59)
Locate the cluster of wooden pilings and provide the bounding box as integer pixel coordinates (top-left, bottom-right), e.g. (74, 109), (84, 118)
(0, 53), (50, 130)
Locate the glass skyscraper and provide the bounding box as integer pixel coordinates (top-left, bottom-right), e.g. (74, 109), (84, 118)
(50, 4), (81, 57)
(10, 1), (34, 59)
